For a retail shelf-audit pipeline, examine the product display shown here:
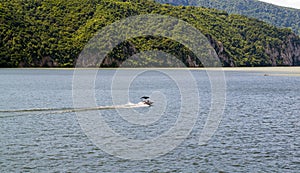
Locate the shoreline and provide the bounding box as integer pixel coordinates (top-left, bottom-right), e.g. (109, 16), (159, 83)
(1, 67), (299, 77)
(1, 66), (300, 72)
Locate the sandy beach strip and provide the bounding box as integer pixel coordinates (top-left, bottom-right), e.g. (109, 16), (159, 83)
(2, 67), (300, 74)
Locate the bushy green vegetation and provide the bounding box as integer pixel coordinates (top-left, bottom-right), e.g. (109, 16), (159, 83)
(1, 0), (299, 67)
(157, 0), (300, 35)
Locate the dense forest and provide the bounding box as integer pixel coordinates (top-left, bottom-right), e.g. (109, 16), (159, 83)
(156, 0), (300, 35)
(1, 0), (300, 67)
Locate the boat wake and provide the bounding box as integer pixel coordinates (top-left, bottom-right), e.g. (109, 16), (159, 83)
(0, 102), (149, 117)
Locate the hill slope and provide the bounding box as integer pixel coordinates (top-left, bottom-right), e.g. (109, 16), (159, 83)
(1, 0), (300, 67)
(156, 0), (300, 35)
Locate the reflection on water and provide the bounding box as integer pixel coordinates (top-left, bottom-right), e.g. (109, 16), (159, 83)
(0, 69), (299, 172)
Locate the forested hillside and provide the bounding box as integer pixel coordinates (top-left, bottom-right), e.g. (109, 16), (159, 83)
(156, 0), (300, 35)
(1, 0), (300, 67)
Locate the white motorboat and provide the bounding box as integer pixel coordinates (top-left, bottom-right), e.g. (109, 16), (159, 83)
(140, 96), (154, 106)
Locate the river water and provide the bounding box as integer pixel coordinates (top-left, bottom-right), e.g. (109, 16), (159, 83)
(0, 68), (299, 172)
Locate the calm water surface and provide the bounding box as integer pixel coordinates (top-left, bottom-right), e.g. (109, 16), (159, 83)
(0, 69), (299, 172)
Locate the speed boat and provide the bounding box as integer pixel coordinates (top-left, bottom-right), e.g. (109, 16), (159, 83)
(140, 96), (154, 106)
(143, 100), (154, 106)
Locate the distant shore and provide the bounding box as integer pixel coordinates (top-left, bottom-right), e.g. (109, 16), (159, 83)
(1, 67), (300, 72)
(1, 67), (300, 76)
(217, 67), (300, 76)
(220, 67), (300, 72)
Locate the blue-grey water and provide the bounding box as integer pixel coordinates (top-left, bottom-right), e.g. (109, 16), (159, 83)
(0, 69), (299, 172)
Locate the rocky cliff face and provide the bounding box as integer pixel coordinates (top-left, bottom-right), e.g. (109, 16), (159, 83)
(265, 33), (300, 66)
(19, 34), (300, 68)
(205, 34), (235, 67)
(18, 56), (59, 67)
(206, 33), (300, 67)
(99, 33), (300, 67)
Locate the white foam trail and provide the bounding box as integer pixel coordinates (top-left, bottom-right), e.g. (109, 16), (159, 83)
(0, 103), (150, 115)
